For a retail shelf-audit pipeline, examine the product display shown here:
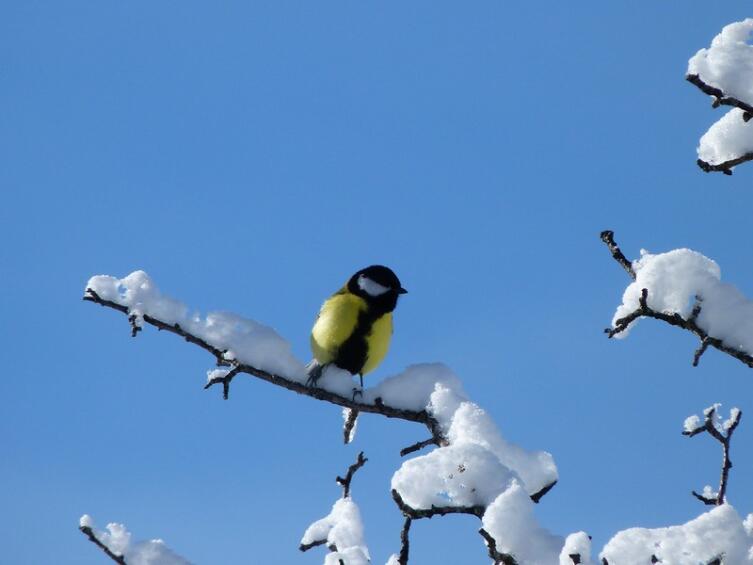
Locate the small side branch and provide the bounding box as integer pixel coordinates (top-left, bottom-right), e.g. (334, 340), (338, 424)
(391, 489), (485, 519)
(79, 525), (127, 565)
(686, 74), (753, 118)
(203, 365), (241, 400)
(336, 451), (368, 499)
(300, 453), (369, 555)
(697, 154), (753, 176)
(683, 406), (742, 505)
(600, 230), (636, 280)
(398, 517), (412, 565)
(298, 538), (328, 552)
(400, 438), (438, 457)
(343, 408), (359, 444)
(530, 480), (558, 504)
(479, 528), (518, 565)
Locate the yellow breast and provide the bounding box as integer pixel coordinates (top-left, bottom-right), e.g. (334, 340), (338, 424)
(361, 312), (393, 375)
(310, 292), (365, 365)
(310, 290), (394, 376)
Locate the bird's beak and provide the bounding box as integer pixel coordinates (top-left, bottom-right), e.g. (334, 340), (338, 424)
(398, 287), (408, 294)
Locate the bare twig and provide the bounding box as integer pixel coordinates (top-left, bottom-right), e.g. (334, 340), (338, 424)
(84, 288), (447, 450)
(336, 451), (368, 498)
(79, 525), (127, 565)
(687, 74), (753, 118)
(600, 230), (636, 279)
(300, 452), (369, 554)
(398, 517), (412, 565)
(400, 438), (438, 457)
(479, 528), (518, 565)
(697, 154), (753, 176)
(601, 232), (753, 369)
(204, 365), (241, 400)
(530, 480), (558, 504)
(343, 408), (359, 445)
(683, 406), (742, 505)
(298, 538), (328, 552)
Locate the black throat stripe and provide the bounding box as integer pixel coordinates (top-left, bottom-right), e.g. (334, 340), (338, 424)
(333, 307), (382, 375)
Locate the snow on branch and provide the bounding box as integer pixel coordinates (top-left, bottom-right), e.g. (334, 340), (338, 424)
(78, 515), (190, 565)
(84, 271), (559, 563)
(299, 452), (371, 563)
(83, 273), (446, 455)
(600, 505), (753, 564)
(601, 231), (753, 369)
(683, 404), (742, 506)
(687, 19), (753, 174)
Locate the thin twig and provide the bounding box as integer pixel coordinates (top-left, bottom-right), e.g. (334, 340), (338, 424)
(683, 406), (742, 505)
(398, 517), (412, 565)
(530, 480), (558, 504)
(600, 230), (636, 280)
(79, 525), (127, 565)
(697, 154), (753, 176)
(336, 451), (368, 499)
(686, 74), (753, 117)
(300, 453), (368, 554)
(298, 539), (328, 552)
(478, 528), (518, 565)
(343, 409), (359, 445)
(400, 438), (438, 457)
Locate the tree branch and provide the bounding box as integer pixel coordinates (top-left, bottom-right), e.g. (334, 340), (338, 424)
(601, 233), (753, 369)
(391, 489), (485, 519)
(600, 230), (636, 280)
(398, 517), (412, 565)
(79, 525), (127, 565)
(697, 153), (753, 176)
(343, 408), (359, 445)
(685, 74), (753, 175)
(84, 288), (446, 450)
(683, 406), (742, 505)
(336, 451), (368, 499)
(478, 528), (518, 565)
(686, 74), (753, 119)
(300, 452), (369, 554)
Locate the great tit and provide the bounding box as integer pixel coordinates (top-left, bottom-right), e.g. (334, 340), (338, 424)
(308, 265), (407, 389)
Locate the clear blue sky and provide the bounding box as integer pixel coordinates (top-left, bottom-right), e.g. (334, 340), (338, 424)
(3, 1), (753, 563)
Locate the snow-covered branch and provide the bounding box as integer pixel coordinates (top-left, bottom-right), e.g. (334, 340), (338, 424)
(79, 517), (127, 565)
(602, 231), (753, 369)
(299, 452), (371, 563)
(83, 280), (445, 455)
(83, 271), (559, 564)
(78, 515), (190, 565)
(683, 405), (742, 506)
(687, 19), (753, 174)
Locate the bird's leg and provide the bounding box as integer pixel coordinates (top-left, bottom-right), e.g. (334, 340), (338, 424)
(351, 374), (364, 401)
(306, 361), (326, 387)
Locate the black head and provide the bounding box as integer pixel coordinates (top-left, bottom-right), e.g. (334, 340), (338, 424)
(347, 265), (407, 313)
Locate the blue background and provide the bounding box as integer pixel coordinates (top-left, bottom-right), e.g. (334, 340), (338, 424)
(3, 1), (753, 563)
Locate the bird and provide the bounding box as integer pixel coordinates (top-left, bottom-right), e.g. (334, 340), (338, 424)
(308, 265), (407, 390)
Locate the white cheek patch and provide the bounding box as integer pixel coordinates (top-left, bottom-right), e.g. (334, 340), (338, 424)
(358, 275), (390, 297)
